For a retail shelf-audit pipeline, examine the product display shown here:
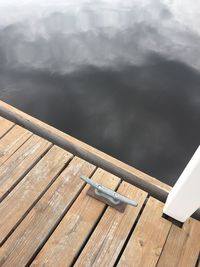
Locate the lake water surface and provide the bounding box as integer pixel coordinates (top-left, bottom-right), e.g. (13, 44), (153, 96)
(0, 1), (200, 185)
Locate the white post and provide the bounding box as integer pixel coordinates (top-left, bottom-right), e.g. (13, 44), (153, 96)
(163, 146), (200, 223)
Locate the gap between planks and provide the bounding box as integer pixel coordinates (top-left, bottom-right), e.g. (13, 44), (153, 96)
(0, 146), (73, 246)
(113, 195), (150, 267)
(69, 174), (123, 267)
(73, 183), (148, 267)
(0, 157), (96, 267)
(0, 116), (15, 139)
(31, 169), (122, 267)
(117, 197), (172, 267)
(156, 217), (200, 267)
(0, 135), (53, 202)
(0, 125), (33, 167)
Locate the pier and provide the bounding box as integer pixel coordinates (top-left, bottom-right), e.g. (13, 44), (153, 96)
(0, 101), (199, 267)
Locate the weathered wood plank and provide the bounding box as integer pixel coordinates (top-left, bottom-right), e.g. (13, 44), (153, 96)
(117, 197), (172, 267)
(0, 135), (52, 202)
(0, 157), (95, 267)
(0, 125), (32, 167)
(74, 182), (148, 267)
(0, 117), (14, 138)
(0, 100), (172, 203)
(31, 168), (120, 267)
(157, 218), (200, 267)
(0, 146), (73, 245)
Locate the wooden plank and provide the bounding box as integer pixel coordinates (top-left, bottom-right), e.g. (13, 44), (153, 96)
(31, 168), (121, 267)
(0, 117), (14, 138)
(0, 146), (73, 245)
(157, 218), (200, 267)
(74, 182), (148, 267)
(0, 125), (32, 167)
(0, 135), (52, 202)
(0, 157), (95, 267)
(117, 197), (172, 267)
(0, 100), (171, 202)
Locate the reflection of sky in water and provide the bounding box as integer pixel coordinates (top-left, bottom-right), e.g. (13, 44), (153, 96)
(0, 0), (200, 185)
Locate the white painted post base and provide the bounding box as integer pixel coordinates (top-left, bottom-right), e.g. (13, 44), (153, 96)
(163, 146), (200, 223)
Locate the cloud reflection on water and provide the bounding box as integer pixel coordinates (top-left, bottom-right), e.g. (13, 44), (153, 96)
(0, 0), (200, 185)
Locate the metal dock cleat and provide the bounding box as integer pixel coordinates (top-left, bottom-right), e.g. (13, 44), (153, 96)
(80, 175), (138, 213)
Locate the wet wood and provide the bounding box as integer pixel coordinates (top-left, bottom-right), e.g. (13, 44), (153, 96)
(0, 146), (73, 245)
(0, 135), (52, 202)
(0, 117), (14, 138)
(118, 197), (172, 267)
(0, 125), (32, 167)
(75, 182), (148, 267)
(157, 218), (200, 267)
(31, 169), (120, 267)
(0, 157), (95, 267)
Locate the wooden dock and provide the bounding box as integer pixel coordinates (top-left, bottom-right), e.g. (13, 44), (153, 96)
(0, 103), (199, 267)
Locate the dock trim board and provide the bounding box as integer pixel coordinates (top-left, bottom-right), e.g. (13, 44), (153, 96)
(0, 100), (199, 220)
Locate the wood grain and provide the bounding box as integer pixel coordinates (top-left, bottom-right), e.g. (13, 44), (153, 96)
(0, 146), (73, 245)
(0, 117), (14, 138)
(118, 197), (172, 267)
(0, 157), (95, 267)
(31, 168), (120, 267)
(0, 135), (52, 202)
(0, 125), (32, 167)
(75, 182), (148, 267)
(157, 218), (200, 267)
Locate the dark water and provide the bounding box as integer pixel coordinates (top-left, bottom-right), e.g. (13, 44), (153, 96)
(0, 2), (200, 185)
